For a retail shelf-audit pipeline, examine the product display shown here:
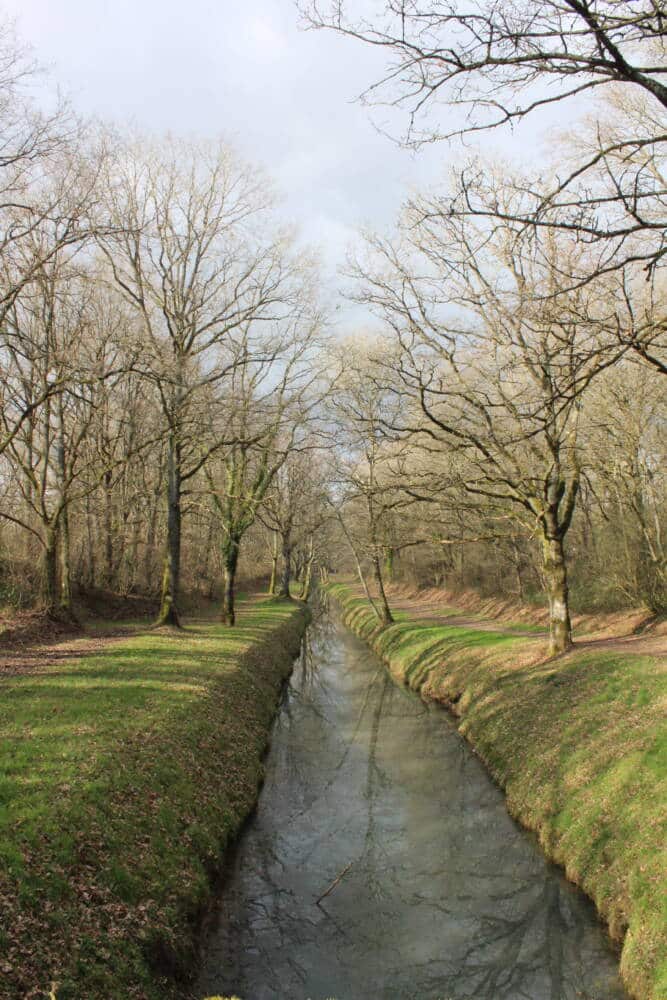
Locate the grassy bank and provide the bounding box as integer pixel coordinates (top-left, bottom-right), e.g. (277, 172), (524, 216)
(329, 583), (666, 1000)
(0, 597), (308, 1000)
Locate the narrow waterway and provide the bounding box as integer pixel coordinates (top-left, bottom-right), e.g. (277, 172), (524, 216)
(196, 612), (627, 1000)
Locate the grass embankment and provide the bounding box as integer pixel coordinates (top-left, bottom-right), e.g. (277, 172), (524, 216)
(0, 597), (309, 1000)
(329, 583), (667, 1000)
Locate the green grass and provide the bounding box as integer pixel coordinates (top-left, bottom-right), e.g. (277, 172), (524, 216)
(81, 616), (152, 632)
(329, 583), (667, 1000)
(0, 597), (309, 999)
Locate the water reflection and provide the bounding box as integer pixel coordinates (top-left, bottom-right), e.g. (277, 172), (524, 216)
(196, 613), (626, 1000)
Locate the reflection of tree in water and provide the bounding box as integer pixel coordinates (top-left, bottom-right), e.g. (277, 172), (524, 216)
(339, 665), (615, 999)
(278, 618), (331, 734)
(210, 619), (333, 980)
(359, 670), (392, 899)
(285, 622), (387, 831)
(402, 763), (607, 998)
(454, 866), (623, 1000)
(443, 874), (570, 1000)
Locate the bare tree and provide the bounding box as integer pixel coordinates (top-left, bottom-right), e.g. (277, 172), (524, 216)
(0, 17), (108, 328)
(351, 200), (617, 652)
(72, 282), (162, 596)
(261, 445), (329, 602)
(326, 336), (417, 626)
(303, 2), (667, 276)
(100, 135), (305, 625)
(586, 361), (666, 612)
(0, 138), (111, 467)
(302, 2), (666, 140)
(203, 300), (325, 625)
(409, 158), (667, 373)
(0, 260), (137, 618)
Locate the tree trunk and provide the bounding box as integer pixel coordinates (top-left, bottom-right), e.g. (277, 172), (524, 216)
(221, 538), (240, 626)
(372, 550), (394, 625)
(41, 529), (58, 616)
(337, 512), (383, 621)
(104, 469), (114, 588)
(201, 513), (216, 599)
(639, 552), (666, 615)
(54, 395), (74, 621)
(278, 530), (292, 598)
(157, 438), (182, 626)
(125, 507), (141, 596)
(300, 560), (313, 601)
(542, 531), (572, 655)
(300, 537), (315, 600)
(85, 493), (96, 589)
(633, 480), (666, 614)
(59, 505), (74, 618)
(144, 487), (160, 595)
(268, 532), (279, 594)
(293, 551), (304, 585)
(511, 538), (526, 602)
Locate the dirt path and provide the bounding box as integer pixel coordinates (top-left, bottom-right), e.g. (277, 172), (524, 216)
(385, 591), (548, 637)
(347, 581), (667, 659)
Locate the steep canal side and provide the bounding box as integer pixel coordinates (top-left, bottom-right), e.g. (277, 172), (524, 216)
(195, 614), (627, 1000)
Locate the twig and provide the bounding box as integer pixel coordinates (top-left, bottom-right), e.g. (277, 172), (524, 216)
(315, 862), (353, 905)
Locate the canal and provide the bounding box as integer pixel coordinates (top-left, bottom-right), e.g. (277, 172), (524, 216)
(196, 611), (626, 1000)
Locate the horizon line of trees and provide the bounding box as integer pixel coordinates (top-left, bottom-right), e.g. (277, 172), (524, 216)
(0, 18), (335, 628)
(308, 0), (666, 655)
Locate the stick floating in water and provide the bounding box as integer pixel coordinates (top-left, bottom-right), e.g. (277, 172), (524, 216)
(315, 862), (353, 905)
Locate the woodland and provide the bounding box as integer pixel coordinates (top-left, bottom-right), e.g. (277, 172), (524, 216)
(0, 2), (665, 651)
(0, 5), (665, 1000)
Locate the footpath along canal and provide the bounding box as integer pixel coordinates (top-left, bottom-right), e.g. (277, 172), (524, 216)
(195, 609), (627, 1000)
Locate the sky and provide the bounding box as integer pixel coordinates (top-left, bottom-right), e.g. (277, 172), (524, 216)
(2, 0), (569, 327)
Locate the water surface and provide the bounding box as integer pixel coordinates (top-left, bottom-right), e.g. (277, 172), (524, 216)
(196, 613), (626, 1000)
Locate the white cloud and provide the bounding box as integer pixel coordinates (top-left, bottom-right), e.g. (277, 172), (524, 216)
(244, 12), (288, 58)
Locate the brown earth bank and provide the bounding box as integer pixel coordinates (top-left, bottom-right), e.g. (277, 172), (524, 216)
(0, 580), (251, 646)
(0, 626), (143, 678)
(0, 589), (157, 651)
(328, 581), (667, 1000)
(0, 584), (265, 673)
(383, 580), (667, 652)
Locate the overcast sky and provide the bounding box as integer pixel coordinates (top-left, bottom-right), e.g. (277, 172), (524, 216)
(3, 0), (570, 327)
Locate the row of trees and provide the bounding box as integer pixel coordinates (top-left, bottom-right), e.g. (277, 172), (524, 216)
(0, 6), (664, 658)
(0, 20), (334, 627)
(307, 1), (666, 654)
(328, 297), (665, 654)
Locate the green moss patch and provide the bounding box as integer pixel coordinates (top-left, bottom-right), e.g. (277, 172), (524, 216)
(0, 598), (308, 999)
(328, 583), (666, 1000)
